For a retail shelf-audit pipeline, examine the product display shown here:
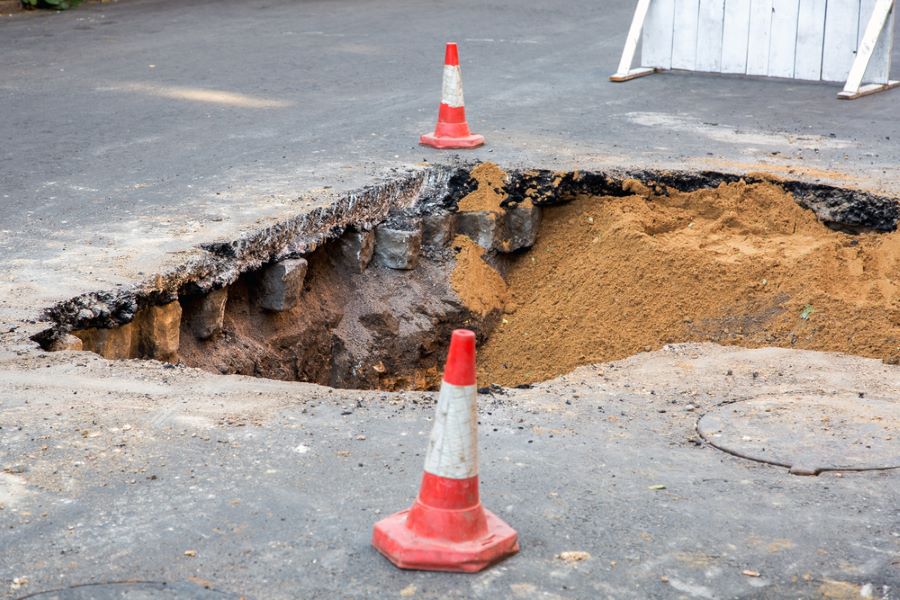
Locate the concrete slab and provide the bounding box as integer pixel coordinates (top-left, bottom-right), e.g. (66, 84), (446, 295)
(0, 343), (897, 599)
(698, 394), (900, 475)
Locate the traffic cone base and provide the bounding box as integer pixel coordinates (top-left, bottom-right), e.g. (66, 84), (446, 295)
(372, 507), (519, 572)
(419, 131), (485, 149)
(371, 329), (518, 572)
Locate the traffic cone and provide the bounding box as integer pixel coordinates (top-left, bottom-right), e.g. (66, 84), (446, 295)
(420, 43), (485, 149)
(372, 329), (519, 572)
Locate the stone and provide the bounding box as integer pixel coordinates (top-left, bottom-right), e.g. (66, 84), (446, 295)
(497, 202), (541, 252)
(48, 334), (84, 352)
(188, 288), (228, 340)
(421, 211), (456, 250)
(139, 301), (182, 362)
(454, 211), (499, 250)
(338, 229), (375, 273)
(373, 225), (422, 270)
(73, 323), (137, 360)
(259, 258), (308, 311)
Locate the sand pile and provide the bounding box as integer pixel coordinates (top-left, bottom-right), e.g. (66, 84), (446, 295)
(478, 180), (900, 386)
(458, 162), (507, 212)
(450, 235), (508, 317)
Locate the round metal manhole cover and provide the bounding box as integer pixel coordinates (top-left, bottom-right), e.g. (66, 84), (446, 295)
(18, 581), (241, 600)
(697, 394), (899, 476)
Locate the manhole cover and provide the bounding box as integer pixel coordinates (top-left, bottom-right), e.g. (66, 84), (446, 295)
(19, 581), (240, 600)
(697, 394), (899, 476)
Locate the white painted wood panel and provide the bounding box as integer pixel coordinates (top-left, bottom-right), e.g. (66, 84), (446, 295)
(642, 0), (676, 68)
(697, 0), (726, 71)
(876, 4), (896, 81)
(672, 0), (701, 69)
(794, 0), (827, 79)
(843, 0), (895, 92)
(620, 0), (895, 93)
(822, 0), (861, 82)
(721, 0), (753, 72)
(768, 0), (800, 77)
(746, 0), (774, 75)
(614, 0), (653, 77)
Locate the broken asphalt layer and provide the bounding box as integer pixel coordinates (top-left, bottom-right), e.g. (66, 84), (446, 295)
(1, 0), (899, 324)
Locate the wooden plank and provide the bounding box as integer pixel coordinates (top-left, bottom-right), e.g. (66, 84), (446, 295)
(794, 0), (827, 80)
(768, 0), (800, 77)
(642, 0), (677, 69)
(671, 0), (701, 69)
(859, 0), (894, 83)
(822, 0), (860, 82)
(612, 0), (653, 79)
(609, 67), (657, 81)
(746, 0), (774, 75)
(860, 0), (877, 39)
(838, 79), (900, 98)
(845, 0), (894, 90)
(721, 0), (753, 73)
(696, 0), (726, 71)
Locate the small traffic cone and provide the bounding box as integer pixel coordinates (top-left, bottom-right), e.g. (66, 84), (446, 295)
(420, 43), (485, 149)
(372, 329), (518, 572)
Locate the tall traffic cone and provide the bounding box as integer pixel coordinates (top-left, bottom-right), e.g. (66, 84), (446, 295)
(420, 43), (485, 149)
(372, 329), (518, 572)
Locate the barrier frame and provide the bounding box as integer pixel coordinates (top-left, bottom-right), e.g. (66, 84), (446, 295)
(610, 0), (898, 99)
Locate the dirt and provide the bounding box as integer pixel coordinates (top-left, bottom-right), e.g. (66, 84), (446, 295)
(621, 177), (651, 197)
(51, 163), (900, 393)
(478, 179), (900, 386)
(0, 0), (26, 14)
(0, 0), (110, 16)
(457, 162), (507, 213)
(449, 235), (508, 318)
(701, 158), (859, 184)
(176, 235), (503, 391)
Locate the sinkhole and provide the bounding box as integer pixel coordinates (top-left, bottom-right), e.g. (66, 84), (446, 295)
(34, 163), (900, 392)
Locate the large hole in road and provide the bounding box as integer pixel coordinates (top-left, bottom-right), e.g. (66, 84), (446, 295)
(36, 163), (900, 390)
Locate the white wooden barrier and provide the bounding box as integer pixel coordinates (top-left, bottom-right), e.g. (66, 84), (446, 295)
(611, 0), (898, 99)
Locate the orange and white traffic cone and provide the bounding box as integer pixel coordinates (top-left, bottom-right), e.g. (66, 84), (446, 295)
(372, 329), (519, 572)
(420, 43), (485, 149)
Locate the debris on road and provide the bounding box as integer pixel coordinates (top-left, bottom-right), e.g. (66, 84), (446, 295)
(742, 569), (761, 577)
(556, 551), (591, 562)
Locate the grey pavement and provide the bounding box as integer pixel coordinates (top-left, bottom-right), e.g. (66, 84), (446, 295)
(1, 0), (899, 324)
(1, 2), (899, 599)
(1, 343), (898, 599)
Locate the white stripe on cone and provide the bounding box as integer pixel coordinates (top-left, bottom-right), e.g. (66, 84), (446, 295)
(441, 65), (465, 108)
(423, 382), (478, 479)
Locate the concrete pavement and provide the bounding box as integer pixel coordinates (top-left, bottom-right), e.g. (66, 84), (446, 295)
(1, 342), (898, 599)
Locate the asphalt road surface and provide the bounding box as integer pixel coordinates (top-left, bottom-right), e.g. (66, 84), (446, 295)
(1, 2), (898, 599)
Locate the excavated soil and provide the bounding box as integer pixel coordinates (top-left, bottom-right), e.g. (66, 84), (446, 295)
(49, 163), (900, 392)
(450, 234), (509, 317)
(478, 180), (900, 386)
(457, 162), (507, 213)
